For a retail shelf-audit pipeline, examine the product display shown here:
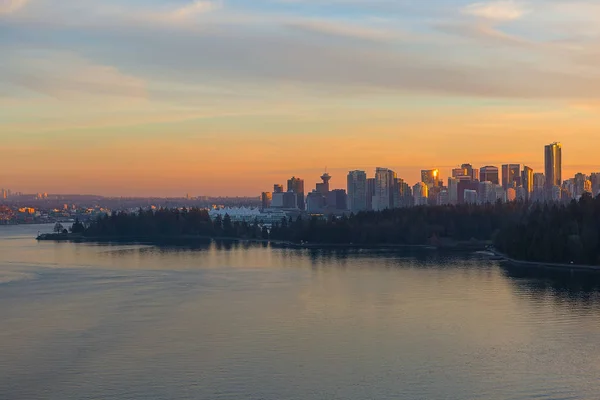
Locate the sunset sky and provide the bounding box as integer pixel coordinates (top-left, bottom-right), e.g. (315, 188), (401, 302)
(1, 0), (599, 196)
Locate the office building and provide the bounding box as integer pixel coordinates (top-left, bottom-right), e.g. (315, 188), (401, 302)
(464, 190), (478, 204)
(437, 190), (450, 205)
(502, 164), (521, 189)
(478, 181), (495, 204)
(457, 180), (479, 204)
(462, 164), (478, 181)
(347, 170), (367, 212)
(287, 177), (305, 210)
(522, 166), (534, 198)
(479, 166), (499, 185)
(421, 169), (440, 188)
(413, 182), (428, 206)
(448, 177), (458, 205)
(545, 142), (562, 188)
(306, 191), (325, 214)
(274, 184), (284, 193)
(261, 192), (272, 210)
(327, 189), (348, 211)
(574, 173), (586, 198)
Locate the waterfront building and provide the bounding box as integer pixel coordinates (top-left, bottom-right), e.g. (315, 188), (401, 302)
(545, 142), (562, 188)
(347, 170), (367, 212)
(479, 166), (499, 185)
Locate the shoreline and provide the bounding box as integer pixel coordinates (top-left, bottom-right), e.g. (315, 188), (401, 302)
(35, 233), (488, 251)
(491, 249), (600, 272)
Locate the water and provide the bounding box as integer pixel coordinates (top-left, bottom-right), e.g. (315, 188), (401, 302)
(1, 224), (600, 399)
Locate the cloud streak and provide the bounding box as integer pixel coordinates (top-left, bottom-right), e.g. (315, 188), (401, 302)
(0, 0), (28, 15)
(462, 0), (528, 21)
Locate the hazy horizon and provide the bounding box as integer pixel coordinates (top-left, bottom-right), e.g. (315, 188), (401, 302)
(2, 0), (600, 196)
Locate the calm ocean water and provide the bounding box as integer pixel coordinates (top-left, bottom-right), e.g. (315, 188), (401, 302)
(1, 224), (600, 400)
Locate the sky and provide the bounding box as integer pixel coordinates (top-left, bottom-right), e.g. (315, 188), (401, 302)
(1, 0), (599, 196)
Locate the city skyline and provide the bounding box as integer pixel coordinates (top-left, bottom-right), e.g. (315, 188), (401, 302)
(2, 1), (600, 196)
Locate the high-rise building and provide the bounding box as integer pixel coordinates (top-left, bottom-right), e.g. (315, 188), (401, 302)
(421, 169), (440, 188)
(366, 178), (375, 211)
(479, 166), (499, 185)
(545, 142), (562, 188)
(458, 180), (479, 204)
(347, 170), (367, 212)
(413, 182), (428, 206)
(452, 167), (467, 179)
(462, 164), (478, 181)
(448, 177), (458, 205)
(261, 192), (272, 210)
(591, 173), (600, 197)
(273, 184), (284, 193)
(327, 189), (348, 211)
(574, 173), (586, 198)
(372, 168), (396, 211)
(502, 164), (521, 189)
(522, 166), (534, 198)
(478, 181), (495, 204)
(287, 177), (305, 210)
(316, 172), (331, 196)
(464, 190), (478, 204)
(306, 191), (325, 214)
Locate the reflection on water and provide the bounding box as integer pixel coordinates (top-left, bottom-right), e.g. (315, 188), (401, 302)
(1, 224), (600, 400)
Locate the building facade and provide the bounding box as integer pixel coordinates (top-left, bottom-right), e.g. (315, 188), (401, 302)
(544, 142), (562, 188)
(347, 170), (367, 212)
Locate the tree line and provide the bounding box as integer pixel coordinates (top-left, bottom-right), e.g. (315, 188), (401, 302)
(74, 195), (600, 265)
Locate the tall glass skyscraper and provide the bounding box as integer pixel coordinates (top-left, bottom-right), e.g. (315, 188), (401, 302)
(544, 142), (562, 188)
(347, 170), (367, 212)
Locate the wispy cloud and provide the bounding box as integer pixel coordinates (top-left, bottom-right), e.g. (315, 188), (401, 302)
(0, 0), (28, 15)
(285, 19), (395, 41)
(462, 0), (528, 21)
(1, 50), (147, 100)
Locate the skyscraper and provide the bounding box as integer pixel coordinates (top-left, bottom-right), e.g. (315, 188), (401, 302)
(522, 166), (534, 198)
(421, 169), (440, 188)
(347, 170), (367, 212)
(461, 164), (478, 181)
(287, 177), (305, 210)
(413, 182), (428, 206)
(479, 166), (499, 185)
(544, 142), (562, 188)
(366, 178), (375, 211)
(373, 167), (396, 211)
(502, 164), (520, 189)
(448, 177), (458, 205)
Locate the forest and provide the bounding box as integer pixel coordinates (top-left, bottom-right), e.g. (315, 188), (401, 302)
(73, 194), (600, 265)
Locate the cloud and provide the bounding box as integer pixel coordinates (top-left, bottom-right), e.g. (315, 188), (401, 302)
(462, 0), (528, 21)
(0, 0), (28, 15)
(1, 50), (146, 100)
(285, 19), (395, 41)
(168, 0), (219, 20)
